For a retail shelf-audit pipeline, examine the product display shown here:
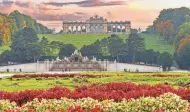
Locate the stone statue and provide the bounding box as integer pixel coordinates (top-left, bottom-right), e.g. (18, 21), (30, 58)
(92, 56), (97, 62)
(64, 57), (69, 61)
(83, 56), (89, 62)
(74, 50), (79, 55)
(56, 56), (61, 61)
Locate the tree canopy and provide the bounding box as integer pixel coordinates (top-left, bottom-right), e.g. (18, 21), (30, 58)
(10, 28), (41, 62)
(0, 11), (52, 46)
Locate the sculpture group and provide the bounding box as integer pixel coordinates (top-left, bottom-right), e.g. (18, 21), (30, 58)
(50, 50), (104, 71)
(63, 15), (131, 34)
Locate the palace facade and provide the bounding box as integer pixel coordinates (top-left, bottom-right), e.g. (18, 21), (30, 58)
(63, 15), (131, 34)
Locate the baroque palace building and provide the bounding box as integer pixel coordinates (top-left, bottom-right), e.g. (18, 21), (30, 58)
(63, 15), (131, 34)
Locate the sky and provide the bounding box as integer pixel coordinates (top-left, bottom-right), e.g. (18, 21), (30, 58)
(0, 0), (190, 31)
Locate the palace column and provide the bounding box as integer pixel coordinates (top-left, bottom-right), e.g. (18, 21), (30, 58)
(63, 23), (68, 33)
(79, 24), (82, 34)
(111, 25), (113, 33)
(116, 25), (118, 34)
(119, 25), (122, 34)
(66, 25), (69, 33)
(76, 25), (79, 34)
(118, 25), (120, 34)
(85, 23), (88, 34)
(71, 25), (74, 33)
(125, 24), (131, 34)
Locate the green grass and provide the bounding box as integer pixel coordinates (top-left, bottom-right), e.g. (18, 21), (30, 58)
(38, 34), (110, 49)
(0, 72), (188, 92)
(38, 33), (174, 54)
(0, 33), (174, 54)
(141, 34), (174, 54)
(0, 45), (10, 53)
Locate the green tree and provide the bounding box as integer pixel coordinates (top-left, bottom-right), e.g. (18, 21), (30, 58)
(0, 35), (2, 46)
(148, 7), (190, 33)
(174, 22), (190, 49)
(80, 40), (102, 57)
(176, 36), (190, 69)
(108, 35), (126, 61)
(127, 29), (145, 63)
(10, 10), (25, 30)
(59, 44), (76, 58)
(9, 10), (52, 34)
(100, 38), (109, 56)
(39, 37), (51, 56)
(157, 52), (173, 71)
(0, 50), (12, 64)
(11, 28), (41, 62)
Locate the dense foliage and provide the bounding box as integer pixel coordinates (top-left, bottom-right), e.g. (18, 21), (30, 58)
(157, 52), (173, 71)
(9, 11), (52, 34)
(147, 7), (190, 34)
(146, 7), (190, 69)
(174, 23), (190, 69)
(0, 14), (15, 45)
(0, 28), (70, 63)
(0, 11), (52, 45)
(59, 44), (76, 58)
(175, 35), (190, 69)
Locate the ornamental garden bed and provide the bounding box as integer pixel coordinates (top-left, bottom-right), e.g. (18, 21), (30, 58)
(1, 73), (190, 111)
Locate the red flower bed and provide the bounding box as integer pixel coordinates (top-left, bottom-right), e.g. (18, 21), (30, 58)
(12, 74), (107, 79)
(0, 86), (71, 106)
(152, 74), (185, 77)
(1, 82), (190, 106)
(5, 105), (102, 112)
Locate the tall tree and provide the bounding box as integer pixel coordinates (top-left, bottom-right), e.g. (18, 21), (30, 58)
(59, 44), (76, 58)
(176, 35), (190, 69)
(80, 40), (101, 57)
(39, 37), (51, 56)
(157, 52), (173, 71)
(174, 22), (190, 49)
(0, 15), (12, 45)
(155, 20), (174, 43)
(10, 28), (41, 62)
(108, 35), (126, 61)
(127, 29), (145, 63)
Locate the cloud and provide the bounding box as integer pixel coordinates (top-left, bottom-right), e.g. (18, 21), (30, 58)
(31, 12), (90, 21)
(0, 0), (14, 5)
(14, 1), (33, 8)
(45, 0), (126, 7)
(0, 0), (160, 31)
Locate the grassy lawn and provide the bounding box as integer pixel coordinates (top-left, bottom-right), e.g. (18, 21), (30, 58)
(141, 34), (174, 54)
(0, 33), (174, 54)
(0, 72), (188, 92)
(38, 34), (110, 49)
(39, 33), (174, 54)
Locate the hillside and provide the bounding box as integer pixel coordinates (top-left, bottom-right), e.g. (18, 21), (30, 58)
(0, 34), (173, 54)
(0, 10), (52, 45)
(38, 33), (174, 54)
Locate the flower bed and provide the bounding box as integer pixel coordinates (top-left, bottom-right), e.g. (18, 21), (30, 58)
(1, 93), (189, 112)
(11, 74), (109, 79)
(152, 74), (185, 77)
(2, 82), (190, 106)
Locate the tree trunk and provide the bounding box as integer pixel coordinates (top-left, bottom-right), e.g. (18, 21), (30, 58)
(132, 52), (136, 63)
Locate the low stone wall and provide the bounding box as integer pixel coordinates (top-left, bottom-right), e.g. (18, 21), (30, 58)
(0, 62), (162, 73)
